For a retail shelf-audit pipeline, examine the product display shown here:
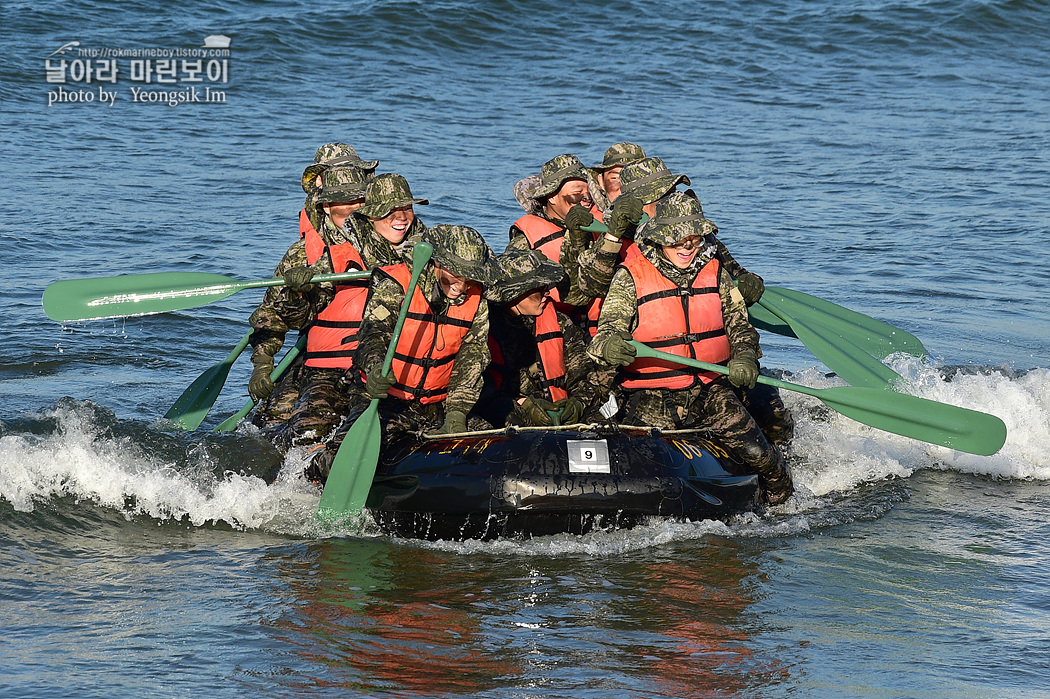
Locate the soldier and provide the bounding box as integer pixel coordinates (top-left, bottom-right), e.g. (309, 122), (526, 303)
(299, 142), (378, 236)
(248, 164), (374, 427)
(305, 225), (495, 483)
(585, 141), (647, 213)
(475, 249), (601, 428)
(507, 154), (595, 312)
(588, 193), (793, 505)
(268, 173), (429, 447)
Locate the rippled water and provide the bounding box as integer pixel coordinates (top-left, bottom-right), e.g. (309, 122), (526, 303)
(2, 0), (1050, 696)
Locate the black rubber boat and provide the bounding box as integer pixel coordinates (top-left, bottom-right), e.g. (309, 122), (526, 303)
(365, 425), (760, 541)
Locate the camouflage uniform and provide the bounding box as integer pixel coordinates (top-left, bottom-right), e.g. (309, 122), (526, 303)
(570, 156), (795, 447)
(587, 193), (792, 503)
(585, 141), (647, 213)
(306, 225), (494, 483)
(475, 250), (603, 428)
(271, 173), (428, 447)
(250, 147), (377, 426)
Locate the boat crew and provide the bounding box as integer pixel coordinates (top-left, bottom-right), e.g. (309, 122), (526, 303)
(305, 225), (495, 483)
(247, 158), (375, 427)
(588, 193), (794, 505)
(473, 249), (601, 428)
(268, 172), (428, 448)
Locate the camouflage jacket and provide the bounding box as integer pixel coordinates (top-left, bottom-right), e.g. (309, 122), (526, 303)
(355, 263), (490, 416)
(475, 304), (601, 426)
(587, 239), (760, 370)
(248, 214), (425, 365)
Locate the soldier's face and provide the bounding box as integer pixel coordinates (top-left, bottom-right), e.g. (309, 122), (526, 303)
(434, 264), (475, 300)
(545, 179), (589, 221)
(601, 167), (623, 200)
(661, 236), (702, 269)
(510, 287), (550, 317)
(372, 206), (415, 244)
(324, 201), (364, 229)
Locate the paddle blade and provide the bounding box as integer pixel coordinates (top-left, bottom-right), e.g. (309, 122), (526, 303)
(43, 272), (244, 321)
(317, 400), (383, 518)
(764, 287), (927, 359)
(813, 385), (1007, 456)
(747, 302), (796, 338)
(759, 295), (903, 389)
(164, 331), (252, 430)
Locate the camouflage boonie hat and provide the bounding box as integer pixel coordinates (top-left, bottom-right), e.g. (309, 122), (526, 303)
(533, 154), (589, 199)
(638, 192), (718, 246)
(423, 225), (495, 284)
(314, 165), (370, 204)
(619, 157), (691, 205)
(591, 142), (646, 171)
(487, 249), (566, 304)
(512, 174), (544, 216)
(300, 143), (379, 194)
(355, 173), (429, 219)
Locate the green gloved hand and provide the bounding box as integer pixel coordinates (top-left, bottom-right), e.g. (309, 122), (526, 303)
(728, 355), (758, 389)
(283, 266), (316, 293)
(433, 410), (468, 435)
(248, 359), (275, 401)
(554, 396), (586, 425)
(564, 204), (595, 236)
(608, 194), (643, 240)
(518, 396), (557, 426)
(736, 272), (765, 307)
(364, 364), (395, 399)
(601, 331), (637, 367)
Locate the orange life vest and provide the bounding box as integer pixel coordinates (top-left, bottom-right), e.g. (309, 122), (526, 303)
(303, 228), (369, 369)
(299, 208), (316, 239)
(513, 214), (579, 314)
(381, 264), (483, 404)
(620, 254), (731, 389)
(487, 303), (568, 402)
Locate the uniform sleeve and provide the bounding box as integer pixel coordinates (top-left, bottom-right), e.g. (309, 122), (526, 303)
(587, 267), (639, 365)
(248, 239), (309, 363)
(445, 300), (490, 416)
(719, 267), (761, 362)
(563, 232), (623, 305)
(713, 236), (750, 279)
(506, 227), (530, 253)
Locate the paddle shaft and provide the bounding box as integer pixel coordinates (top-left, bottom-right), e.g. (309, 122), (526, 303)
(317, 242), (434, 516)
(628, 340), (1006, 456)
(212, 334), (308, 432)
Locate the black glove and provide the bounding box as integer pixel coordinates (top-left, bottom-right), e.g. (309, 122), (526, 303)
(248, 359), (275, 401)
(433, 410), (467, 435)
(364, 364), (395, 399)
(283, 266), (316, 293)
(601, 331), (637, 367)
(564, 204), (595, 235)
(518, 396), (557, 426)
(554, 396), (586, 425)
(608, 194), (643, 240)
(736, 272), (765, 307)
(728, 355), (758, 389)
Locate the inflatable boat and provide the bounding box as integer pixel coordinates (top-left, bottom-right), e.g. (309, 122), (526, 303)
(364, 425), (760, 541)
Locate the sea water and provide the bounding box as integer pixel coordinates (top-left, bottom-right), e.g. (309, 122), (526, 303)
(2, 1), (1049, 697)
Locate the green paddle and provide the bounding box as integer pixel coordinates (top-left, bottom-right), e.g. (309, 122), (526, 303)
(212, 334), (308, 433)
(42, 270), (371, 322)
(163, 330), (252, 430)
(629, 341), (1007, 456)
(317, 242), (434, 519)
(755, 292), (904, 390)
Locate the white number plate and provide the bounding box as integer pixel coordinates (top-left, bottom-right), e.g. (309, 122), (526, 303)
(567, 439), (610, 474)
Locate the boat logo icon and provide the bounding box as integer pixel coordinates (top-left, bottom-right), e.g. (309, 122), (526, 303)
(202, 35), (231, 49)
